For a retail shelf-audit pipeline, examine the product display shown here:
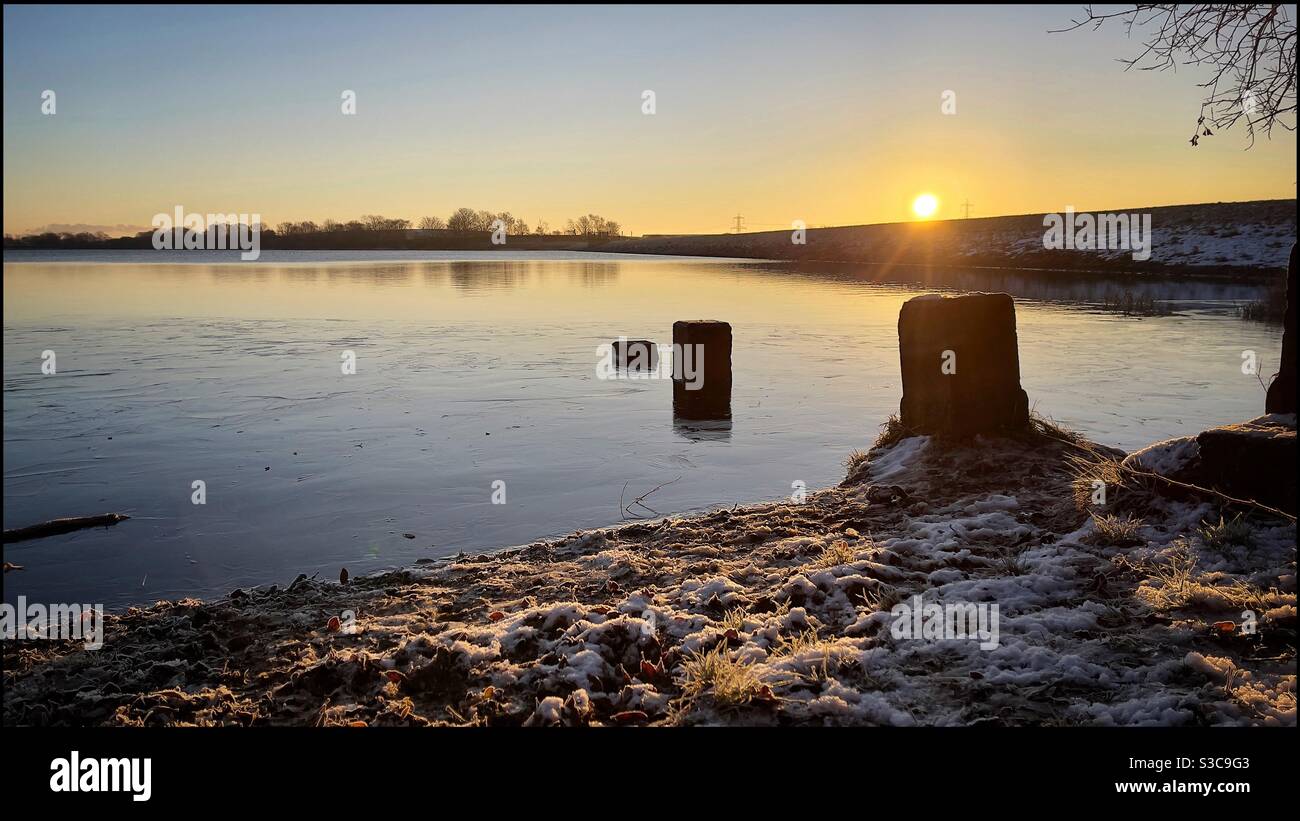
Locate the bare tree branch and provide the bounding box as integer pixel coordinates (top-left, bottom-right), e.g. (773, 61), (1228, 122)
(1054, 4), (1296, 147)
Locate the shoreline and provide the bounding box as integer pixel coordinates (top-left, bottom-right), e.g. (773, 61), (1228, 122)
(7, 199), (1295, 279)
(5, 419), (1294, 727)
(3, 248), (1286, 283)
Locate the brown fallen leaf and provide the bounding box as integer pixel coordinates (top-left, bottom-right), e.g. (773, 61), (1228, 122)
(611, 710), (648, 723)
(488, 611), (505, 622)
(327, 616), (342, 632)
(1213, 621), (1236, 632)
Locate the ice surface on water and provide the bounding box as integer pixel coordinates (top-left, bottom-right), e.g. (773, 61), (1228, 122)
(2, 252), (1283, 608)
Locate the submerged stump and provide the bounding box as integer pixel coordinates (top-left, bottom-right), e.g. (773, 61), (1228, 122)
(898, 292), (1029, 437)
(672, 320), (731, 420)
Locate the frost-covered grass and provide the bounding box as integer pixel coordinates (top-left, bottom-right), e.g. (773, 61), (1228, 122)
(1090, 512), (1145, 546)
(843, 449), (870, 474)
(5, 422), (1294, 728)
(676, 643), (773, 714)
(1199, 514), (1257, 552)
(874, 414), (912, 450)
(805, 539), (860, 570)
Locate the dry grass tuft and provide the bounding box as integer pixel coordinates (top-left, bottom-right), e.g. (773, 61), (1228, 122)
(1130, 539), (1281, 614)
(873, 414), (913, 450)
(677, 642), (770, 712)
(1198, 514), (1256, 552)
(1030, 412), (1087, 446)
(718, 606), (748, 632)
(858, 584), (905, 613)
(1134, 539), (1199, 610)
(805, 539), (859, 570)
(774, 628), (826, 656)
(1090, 512), (1145, 546)
(992, 547), (1030, 576)
(843, 449), (870, 474)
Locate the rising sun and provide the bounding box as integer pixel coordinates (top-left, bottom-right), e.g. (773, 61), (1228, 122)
(912, 193), (939, 219)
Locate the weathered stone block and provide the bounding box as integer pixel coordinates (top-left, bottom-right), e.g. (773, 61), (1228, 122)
(1196, 416), (1297, 515)
(609, 338), (659, 373)
(898, 292), (1029, 436)
(672, 320), (731, 420)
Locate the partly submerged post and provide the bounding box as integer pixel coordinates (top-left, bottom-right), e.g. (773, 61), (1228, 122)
(1265, 244), (1296, 415)
(898, 292), (1029, 436)
(609, 338), (659, 375)
(672, 319), (732, 420)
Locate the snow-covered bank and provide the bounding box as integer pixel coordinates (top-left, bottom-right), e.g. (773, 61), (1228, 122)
(602, 200), (1296, 277)
(4, 423), (1294, 727)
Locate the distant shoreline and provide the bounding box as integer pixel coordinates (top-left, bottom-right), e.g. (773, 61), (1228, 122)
(7, 199), (1294, 279)
(3, 246), (1287, 283)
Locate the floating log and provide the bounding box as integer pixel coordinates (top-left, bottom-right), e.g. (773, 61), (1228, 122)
(3, 513), (129, 544)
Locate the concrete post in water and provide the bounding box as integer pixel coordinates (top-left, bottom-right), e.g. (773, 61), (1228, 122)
(609, 338), (659, 375)
(672, 320), (731, 420)
(1265, 244), (1296, 415)
(898, 292), (1029, 436)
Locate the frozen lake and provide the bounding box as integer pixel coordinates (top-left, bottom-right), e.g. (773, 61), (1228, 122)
(2, 250), (1283, 608)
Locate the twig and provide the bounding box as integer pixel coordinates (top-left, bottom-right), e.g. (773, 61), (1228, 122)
(1044, 430), (1297, 524)
(622, 476), (682, 519)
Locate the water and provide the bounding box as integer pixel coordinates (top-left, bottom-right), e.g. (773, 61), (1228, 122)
(2, 251), (1283, 609)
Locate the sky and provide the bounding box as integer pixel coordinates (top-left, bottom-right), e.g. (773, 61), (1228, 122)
(3, 4), (1296, 236)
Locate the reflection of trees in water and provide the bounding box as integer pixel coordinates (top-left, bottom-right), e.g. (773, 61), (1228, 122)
(203, 264), (418, 285)
(203, 266), (273, 284)
(446, 261), (531, 289)
(282, 267), (321, 282)
(784, 262), (1274, 308)
(565, 262), (618, 287)
(198, 260), (619, 290)
(190, 257), (1266, 313)
(325, 264), (415, 285)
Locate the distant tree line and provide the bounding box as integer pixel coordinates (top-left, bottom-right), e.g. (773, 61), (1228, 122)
(4, 230), (114, 248)
(274, 210), (621, 237)
(4, 210), (626, 250)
